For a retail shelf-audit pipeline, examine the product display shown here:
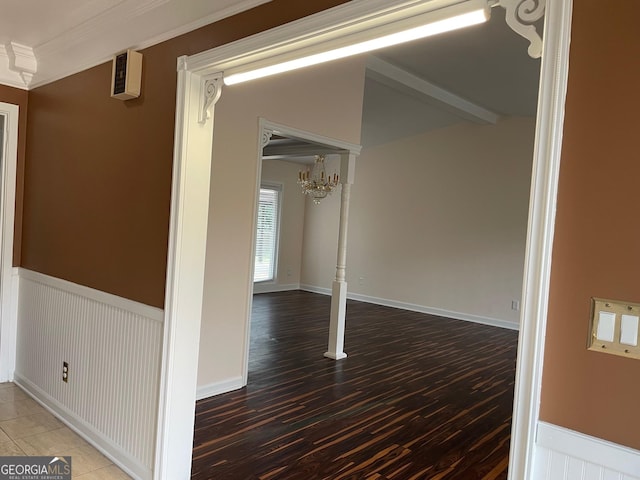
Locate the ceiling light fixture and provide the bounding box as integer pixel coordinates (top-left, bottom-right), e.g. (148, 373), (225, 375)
(224, 2), (490, 86)
(298, 155), (339, 204)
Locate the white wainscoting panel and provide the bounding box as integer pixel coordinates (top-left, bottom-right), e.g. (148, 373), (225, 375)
(15, 269), (164, 480)
(534, 422), (640, 480)
(299, 284), (519, 331)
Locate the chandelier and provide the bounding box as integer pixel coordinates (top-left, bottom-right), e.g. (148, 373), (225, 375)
(297, 155), (339, 204)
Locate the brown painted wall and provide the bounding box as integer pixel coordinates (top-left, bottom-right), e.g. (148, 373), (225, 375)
(540, 1), (640, 450)
(0, 85), (27, 266)
(21, 0), (349, 308)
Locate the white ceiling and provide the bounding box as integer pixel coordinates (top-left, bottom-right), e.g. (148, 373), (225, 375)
(0, 0), (272, 88)
(361, 6), (541, 146)
(1, 0), (541, 150)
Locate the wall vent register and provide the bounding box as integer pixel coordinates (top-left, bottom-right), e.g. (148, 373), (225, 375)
(589, 298), (640, 359)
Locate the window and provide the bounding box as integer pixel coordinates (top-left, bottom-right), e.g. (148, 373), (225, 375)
(254, 185), (281, 282)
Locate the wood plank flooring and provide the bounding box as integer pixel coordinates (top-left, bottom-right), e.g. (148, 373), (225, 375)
(192, 291), (517, 479)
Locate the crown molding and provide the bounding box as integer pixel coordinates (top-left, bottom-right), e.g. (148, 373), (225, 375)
(34, 0), (170, 61)
(0, 46), (28, 90)
(0, 0), (271, 90)
(4, 42), (37, 88)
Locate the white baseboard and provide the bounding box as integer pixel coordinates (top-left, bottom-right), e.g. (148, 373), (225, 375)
(299, 284), (330, 296)
(299, 284), (519, 331)
(252, 282), (299, 294)
(534, 422), (640, 479)
(196, 376), (244, 401)
(14, 374), (150, 480)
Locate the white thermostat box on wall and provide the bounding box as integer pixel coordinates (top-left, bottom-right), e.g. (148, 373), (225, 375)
(110, 49), (142, 100)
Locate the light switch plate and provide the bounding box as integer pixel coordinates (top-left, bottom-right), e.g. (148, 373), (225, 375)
(620, 314), (639, 346)
(589, 298), (640, 359)
(596, 311), (616, 342)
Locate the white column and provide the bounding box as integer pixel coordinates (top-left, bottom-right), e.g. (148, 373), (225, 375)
(325, 153), (356, 360)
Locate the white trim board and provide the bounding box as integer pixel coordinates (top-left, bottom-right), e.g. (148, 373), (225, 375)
(14, 374), (150, 480)
(196, 376), (244, 401)
(253, 283), (300, 294)
(508, 1), (573, 478)
(0, 102), (19, 383)
(18, 268), (163, 322)
(534, 422), (640, 479)
(299, 284), (519, 331)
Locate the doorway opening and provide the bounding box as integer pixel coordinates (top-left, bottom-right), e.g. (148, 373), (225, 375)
(246, 119), (361, 383)
(159, 1), (572, 478)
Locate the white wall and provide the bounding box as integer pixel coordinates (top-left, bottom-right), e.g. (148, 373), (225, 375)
(301, 117), (535, 327)
(253, 160), (306, 293)
(197, 58), (366, 389)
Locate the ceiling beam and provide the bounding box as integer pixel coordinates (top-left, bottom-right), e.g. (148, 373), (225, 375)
(366, 55), (500, 125)
(262, 138), (347, 161)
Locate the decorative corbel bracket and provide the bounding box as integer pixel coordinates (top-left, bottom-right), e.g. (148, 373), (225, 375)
(198, 73), (224, 124)
(5, 42), (37, 87)
(261, 129), (273, 149)
(496, 0), (546, 59)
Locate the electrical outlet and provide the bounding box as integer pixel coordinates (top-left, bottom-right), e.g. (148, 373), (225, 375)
(62, 361), (69, 383)
(511, 300), (520, 311)
(358, 276), (364, 286)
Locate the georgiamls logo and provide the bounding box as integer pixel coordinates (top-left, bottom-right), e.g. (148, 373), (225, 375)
(47, 457), (71, 475)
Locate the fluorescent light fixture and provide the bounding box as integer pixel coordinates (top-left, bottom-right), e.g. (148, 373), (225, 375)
(224, 7), (489, 86)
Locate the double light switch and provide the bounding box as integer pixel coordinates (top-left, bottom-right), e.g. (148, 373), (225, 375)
(590, 298), (640, 359)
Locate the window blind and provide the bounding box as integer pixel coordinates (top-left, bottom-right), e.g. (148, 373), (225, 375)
(254, 186), (280, 282)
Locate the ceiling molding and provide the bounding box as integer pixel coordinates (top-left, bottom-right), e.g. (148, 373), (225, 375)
(366, 55), (500, 124)
(5, 42), (37, 88)
(0, 45), (29, 90)
(0, 0), (272, 90)
(134, 0), (274, 54)
(35, 0), (170, 60)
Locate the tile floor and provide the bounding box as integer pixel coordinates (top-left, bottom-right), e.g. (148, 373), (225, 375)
(0, 382), (131, 479)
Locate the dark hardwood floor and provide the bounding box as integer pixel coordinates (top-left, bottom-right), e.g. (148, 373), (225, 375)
(192, 291), (517, 479)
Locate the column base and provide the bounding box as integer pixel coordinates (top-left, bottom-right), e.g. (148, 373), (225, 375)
(324, 351), (348, 360)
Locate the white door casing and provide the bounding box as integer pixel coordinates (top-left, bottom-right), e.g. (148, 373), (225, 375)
(0, 102), (19, 383)
(158, 1), (573, 478)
